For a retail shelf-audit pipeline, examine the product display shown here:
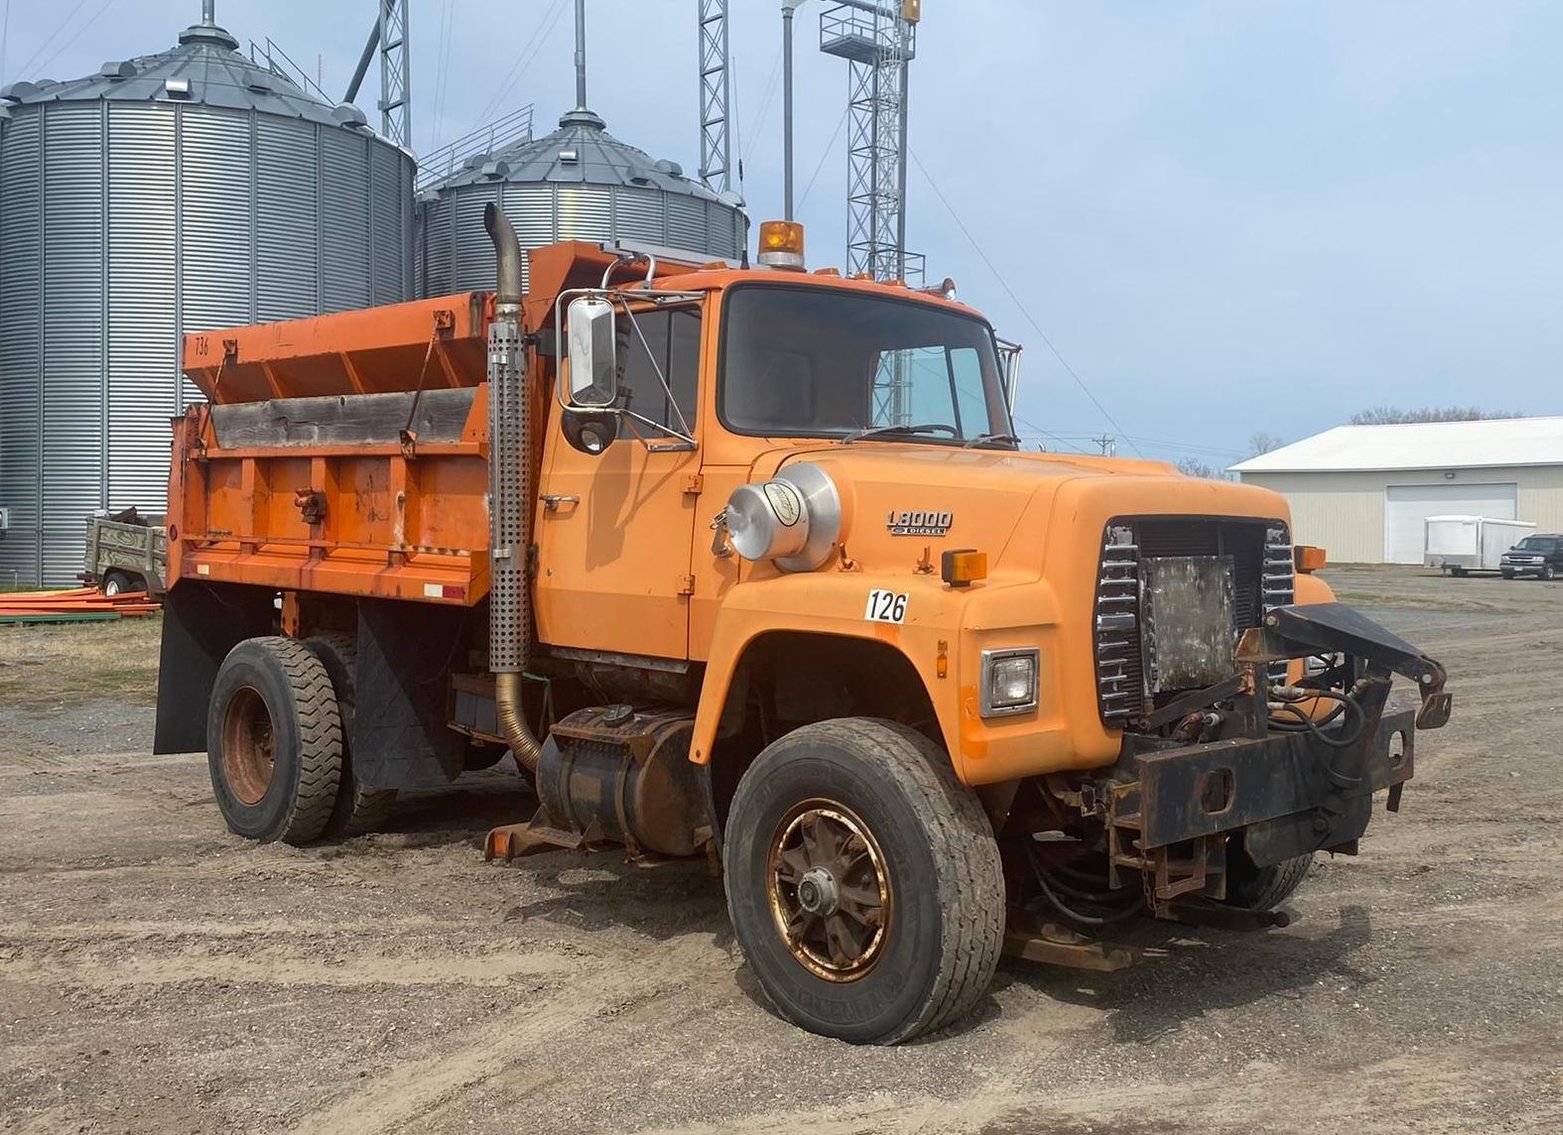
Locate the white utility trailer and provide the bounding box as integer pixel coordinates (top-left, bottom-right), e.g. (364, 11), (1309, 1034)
(1424, 515), (1536, 576)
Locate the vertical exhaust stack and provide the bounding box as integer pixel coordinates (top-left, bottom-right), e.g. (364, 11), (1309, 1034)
(485, 202), (542, 773)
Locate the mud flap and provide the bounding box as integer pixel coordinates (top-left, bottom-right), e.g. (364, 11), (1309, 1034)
(353, 599), (468, 788)
(153, 581), (277, 754)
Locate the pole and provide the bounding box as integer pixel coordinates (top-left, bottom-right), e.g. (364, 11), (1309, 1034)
(896, 52), (909, 281)
(345, 2), (389, 104)
(574, 0), (588, 110)
(783, 5), (795, 219)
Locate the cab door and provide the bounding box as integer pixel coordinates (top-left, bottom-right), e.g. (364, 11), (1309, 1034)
(533, 303), (703, 662)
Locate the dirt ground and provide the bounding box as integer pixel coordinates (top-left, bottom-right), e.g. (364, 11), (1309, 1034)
(2, 565), (1560, 1134)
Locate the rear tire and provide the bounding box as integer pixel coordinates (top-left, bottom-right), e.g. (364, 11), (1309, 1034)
(207, 637), (342, 845)
(722, 718), (1006, 1045)
(303, 633), (398, 836)
(1224, 841), (1313, 911)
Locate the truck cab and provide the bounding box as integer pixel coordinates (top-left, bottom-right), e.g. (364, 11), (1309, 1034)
(154, 214), (1452, 1045)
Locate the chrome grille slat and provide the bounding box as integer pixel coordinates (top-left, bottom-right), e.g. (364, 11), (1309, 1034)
(1093, 517), (1292, 727)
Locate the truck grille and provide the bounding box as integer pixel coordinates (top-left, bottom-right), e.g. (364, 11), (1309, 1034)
(1094, 517), (1292, 727)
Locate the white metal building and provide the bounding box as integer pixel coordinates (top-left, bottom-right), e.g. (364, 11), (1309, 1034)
(1230, 418), (1563, 564)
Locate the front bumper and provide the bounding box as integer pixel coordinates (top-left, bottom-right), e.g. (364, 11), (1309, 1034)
(1112, 692), (1415, 868)
(1501, 561), (1547, 576)
(1099, 601), (1447, 913)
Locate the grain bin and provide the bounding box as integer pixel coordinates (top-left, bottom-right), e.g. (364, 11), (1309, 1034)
(416, 104), (747, 298)
(0, 4), (415, 586)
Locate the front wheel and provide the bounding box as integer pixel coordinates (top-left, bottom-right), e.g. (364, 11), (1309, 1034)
(722, 718), (1006, 1045)
(1224, 840), (1313, 911)
(1502, 570), (1516, 580)
(1544, 565), (1556, 582)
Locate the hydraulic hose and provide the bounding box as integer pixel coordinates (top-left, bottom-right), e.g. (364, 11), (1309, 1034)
(484, 202), (542, 774)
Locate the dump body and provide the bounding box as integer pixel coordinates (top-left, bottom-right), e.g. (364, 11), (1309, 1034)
(172, 292), (495, 605)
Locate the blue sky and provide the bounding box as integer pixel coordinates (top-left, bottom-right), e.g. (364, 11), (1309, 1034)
(3, 0), (1558, 467)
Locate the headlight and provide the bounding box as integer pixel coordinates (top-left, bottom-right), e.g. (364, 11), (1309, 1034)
(981, 648), (1039, 717)
(723, 463), (842, 572)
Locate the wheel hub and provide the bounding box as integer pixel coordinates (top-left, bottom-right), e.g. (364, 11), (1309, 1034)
(796, 867), (839, 916)
(221, 685), (277, 806)
(766, 802), (891, 982)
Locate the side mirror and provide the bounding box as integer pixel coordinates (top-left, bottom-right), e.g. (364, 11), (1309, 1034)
(566, 296), (619, 407)
(562, 410), (620, 456)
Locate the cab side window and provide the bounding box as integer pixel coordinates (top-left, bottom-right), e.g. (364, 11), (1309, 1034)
(617, 307), (701, 434)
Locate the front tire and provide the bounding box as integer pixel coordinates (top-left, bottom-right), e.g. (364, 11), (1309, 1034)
(1544, 565), (1556, 582)
(722, 718), (1005, 1045)
(1224, 840), (1313, 911)
(208, 637), (343, 845)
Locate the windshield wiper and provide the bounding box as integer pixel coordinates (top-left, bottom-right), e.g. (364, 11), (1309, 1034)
(843, 423), (959, 444)
(963, 432), (1021, 449)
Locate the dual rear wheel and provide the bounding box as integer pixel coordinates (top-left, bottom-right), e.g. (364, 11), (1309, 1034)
(207, 635), (396, 845)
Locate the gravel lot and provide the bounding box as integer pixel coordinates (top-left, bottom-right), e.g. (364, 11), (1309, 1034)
(2, 565), (1560, 1134)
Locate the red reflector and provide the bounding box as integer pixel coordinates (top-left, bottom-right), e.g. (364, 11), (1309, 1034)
(442, 585), (466, 600)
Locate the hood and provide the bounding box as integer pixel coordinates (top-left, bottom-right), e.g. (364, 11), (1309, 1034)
(752, 443), (1292, 578)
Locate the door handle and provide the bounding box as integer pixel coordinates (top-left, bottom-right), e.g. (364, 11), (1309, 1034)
(540, 494), (580, 512)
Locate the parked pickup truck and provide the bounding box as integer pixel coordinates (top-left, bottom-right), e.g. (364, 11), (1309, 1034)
(82, 509), (168, 597)
(1500, 534), (1563, 580)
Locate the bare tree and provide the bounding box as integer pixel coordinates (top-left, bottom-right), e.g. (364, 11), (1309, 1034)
(1176, 458), (1230, 480)
(1248, 432), (1284, 457)
(1350, 406), (1523, 425)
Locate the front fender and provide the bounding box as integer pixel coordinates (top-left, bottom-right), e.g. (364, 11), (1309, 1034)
(689, 572), (966, 775)
(687, 569), (1116, 786)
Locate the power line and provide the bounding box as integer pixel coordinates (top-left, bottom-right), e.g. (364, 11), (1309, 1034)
(908, 147), (1145, 459)
(476, 0), (568, 125)
(27, 0), (115, 79)
(430, 0), (455, 151)
(798, 106), (849, 210)
(12, 0), (90, 78)
(1, 0), (12, 87)
(741, 45), (783, 165)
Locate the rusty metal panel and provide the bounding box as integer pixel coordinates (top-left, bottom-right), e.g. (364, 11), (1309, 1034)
(1141, 555), (1237, 694)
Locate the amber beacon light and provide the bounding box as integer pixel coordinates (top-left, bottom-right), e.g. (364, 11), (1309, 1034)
(758, 221), (806, 270)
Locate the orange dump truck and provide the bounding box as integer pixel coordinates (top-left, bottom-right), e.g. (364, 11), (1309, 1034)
(155, 210), (1451, 1043)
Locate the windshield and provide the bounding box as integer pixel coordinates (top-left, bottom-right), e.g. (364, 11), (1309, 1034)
(1515, 537), (1557, 553)
(719, 284), (1014, 445)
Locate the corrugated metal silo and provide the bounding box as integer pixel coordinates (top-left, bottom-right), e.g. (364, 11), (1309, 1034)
(416, 106), (748, 298)
(0, 5), (416, 586)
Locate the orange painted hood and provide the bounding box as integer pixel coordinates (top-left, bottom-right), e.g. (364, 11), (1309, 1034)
(760, 443), (1292, 577)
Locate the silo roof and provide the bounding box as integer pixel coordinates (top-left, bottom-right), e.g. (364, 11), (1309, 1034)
(432, 107), (740, 207)
(0, 16), (371, 132)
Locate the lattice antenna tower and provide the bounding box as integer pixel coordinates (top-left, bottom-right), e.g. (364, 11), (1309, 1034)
(819, 1), (922, 283)
(378, 0), (411, 148)
(698, 0), (732, 191)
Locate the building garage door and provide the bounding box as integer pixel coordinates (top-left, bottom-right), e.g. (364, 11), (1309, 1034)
(1384, 483), (1517, 563)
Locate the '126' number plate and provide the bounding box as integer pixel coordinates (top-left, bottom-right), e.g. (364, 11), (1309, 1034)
(864, 590), (909, 624)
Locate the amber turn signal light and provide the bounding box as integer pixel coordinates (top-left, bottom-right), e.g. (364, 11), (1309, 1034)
(757, 220), (806, 270)
(941, 548), (987, 588)
(1294, 545), (1327, 573)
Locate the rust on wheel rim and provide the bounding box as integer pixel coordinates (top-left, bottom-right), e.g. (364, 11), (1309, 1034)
(222, 685), (276, 806)
(767, 800), (892, 982)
